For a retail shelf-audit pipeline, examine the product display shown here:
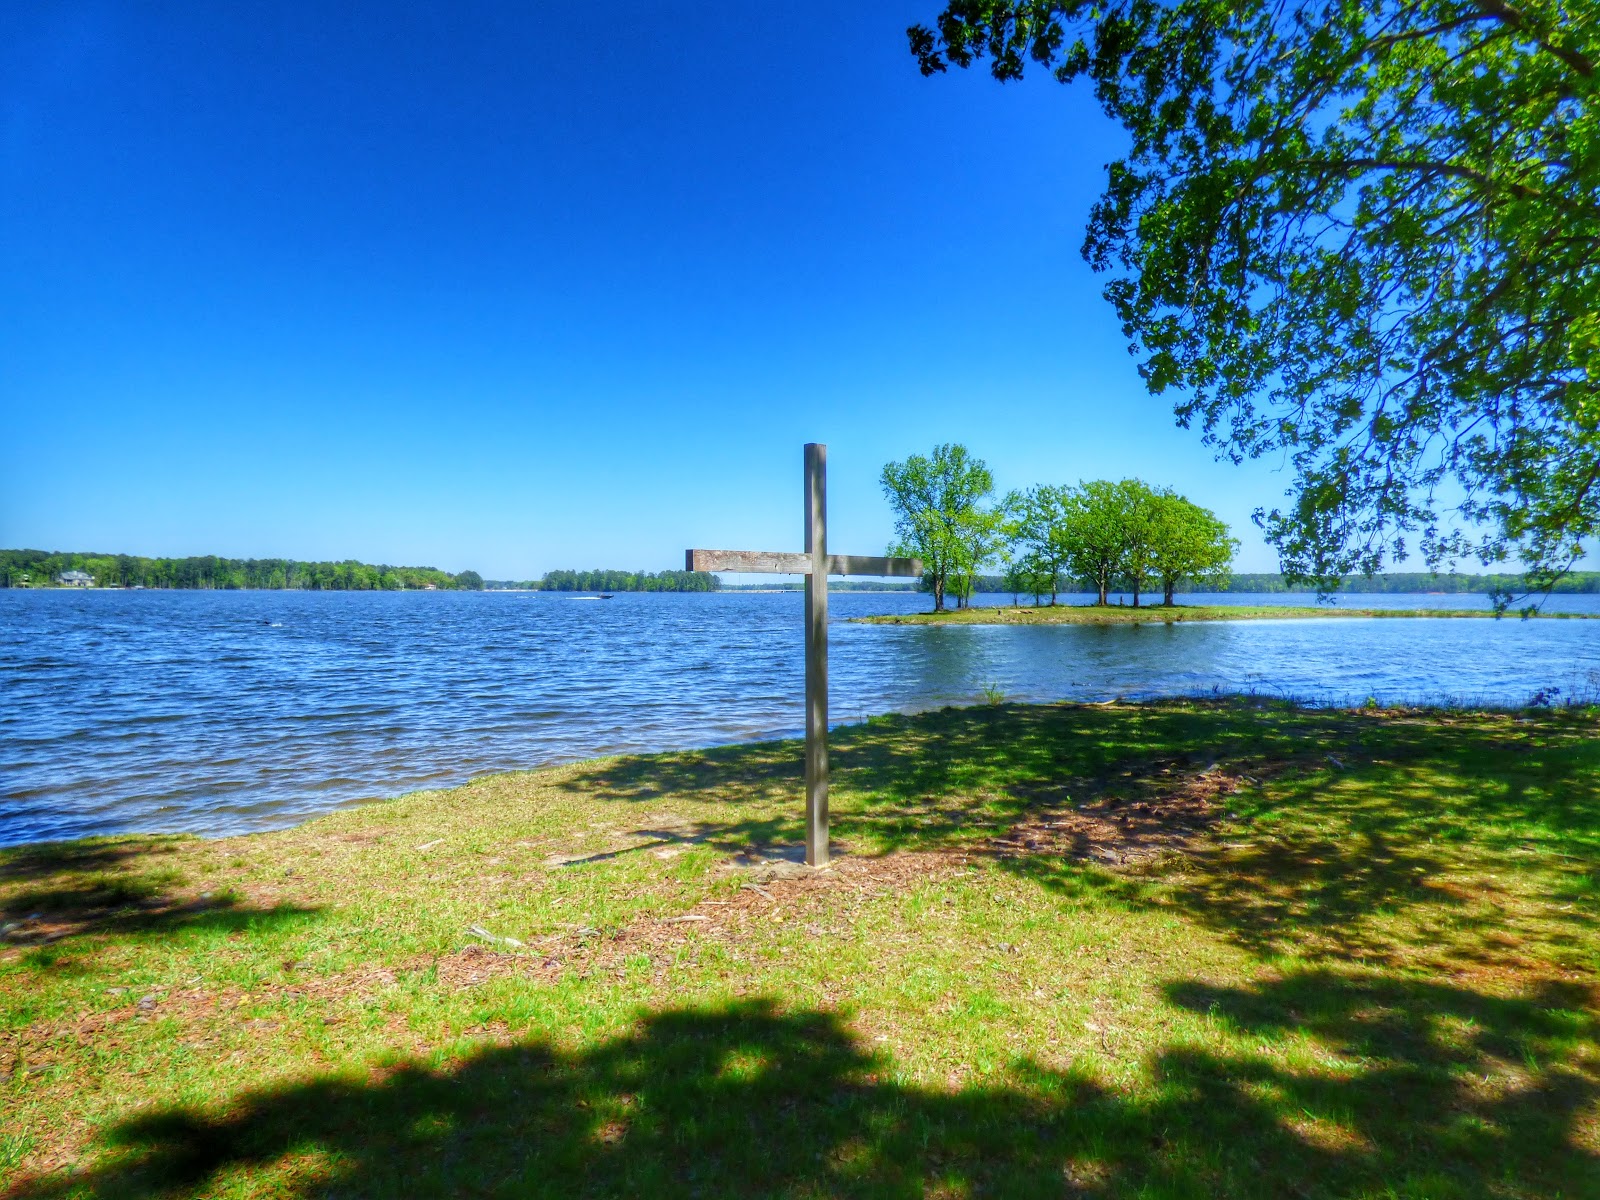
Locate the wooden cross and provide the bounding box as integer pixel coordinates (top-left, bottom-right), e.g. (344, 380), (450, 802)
(687, 443), (922, 867)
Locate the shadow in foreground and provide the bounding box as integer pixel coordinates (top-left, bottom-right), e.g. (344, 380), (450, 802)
(10, 977), (1596, 1199)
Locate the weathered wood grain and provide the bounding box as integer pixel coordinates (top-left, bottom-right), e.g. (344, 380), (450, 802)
(684, 549), (921, 577)
(825, 554), (922, 577)
(685, 549), (811, 574)
(804, 443), (828, 868)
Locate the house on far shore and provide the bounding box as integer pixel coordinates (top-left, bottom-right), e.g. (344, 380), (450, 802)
(56, 570), (94, 587)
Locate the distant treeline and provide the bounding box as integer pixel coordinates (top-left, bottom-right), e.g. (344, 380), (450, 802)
(20, 548), (1579, 597)
(1, 549), (483, 591)
(965, 570), (1600, 595)
(1189, 571), (1600, 594)
(533, 569), (718, 592)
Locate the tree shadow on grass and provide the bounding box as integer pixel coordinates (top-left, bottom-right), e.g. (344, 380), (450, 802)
(550, 702), (1600, 966)
(553, 700), (1324, 857)
(997, 778), (1489, 967)
(998, 713), (1600, 970)
(564, 699), (1600, 849)
(7, 974), (1596, 1200)
(0, 838), (320, 959)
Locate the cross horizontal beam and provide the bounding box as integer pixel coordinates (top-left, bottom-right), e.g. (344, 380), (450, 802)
(826, 554), (922, 578)
(686, 549), (922, 577)
(686, 549), (809, 574)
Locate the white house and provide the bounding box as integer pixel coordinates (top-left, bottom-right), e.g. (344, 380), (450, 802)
(56, 570), (94, 587)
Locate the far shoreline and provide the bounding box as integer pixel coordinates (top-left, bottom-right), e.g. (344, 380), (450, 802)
(854, 602), (1599, 626)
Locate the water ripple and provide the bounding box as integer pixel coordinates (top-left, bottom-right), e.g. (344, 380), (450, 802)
(1, 588), (1597, 846)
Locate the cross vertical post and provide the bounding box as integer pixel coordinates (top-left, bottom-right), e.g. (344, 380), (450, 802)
(803, 443), (828, 866)
(685, 445), (921, 871)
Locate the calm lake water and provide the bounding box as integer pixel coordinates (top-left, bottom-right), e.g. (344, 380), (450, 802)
(3, 588), (1598, 847)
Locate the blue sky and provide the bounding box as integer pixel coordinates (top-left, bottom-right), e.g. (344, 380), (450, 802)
(4, 1), (1308, 578)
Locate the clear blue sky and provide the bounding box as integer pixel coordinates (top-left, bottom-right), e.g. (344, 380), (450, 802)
(3, 1), (1305, 578)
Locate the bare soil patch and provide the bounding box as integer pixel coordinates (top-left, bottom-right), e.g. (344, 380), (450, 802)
(992, 766), (1240, 867)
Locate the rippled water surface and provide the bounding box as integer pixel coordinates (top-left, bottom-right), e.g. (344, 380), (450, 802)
(4, 588), (1598, 846)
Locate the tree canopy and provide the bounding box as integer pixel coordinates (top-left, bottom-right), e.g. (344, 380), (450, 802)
(1062, 480), (1144, 605)
(881, 444), (999, 611)
(1148, 492), (1239, 604)
(1004, 484), (1077, 604)
(910, 1), (1600, 599)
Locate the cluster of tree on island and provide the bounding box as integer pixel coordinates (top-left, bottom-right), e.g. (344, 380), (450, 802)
(0, 550), (484, 591)
(881, 444), (1239, 611)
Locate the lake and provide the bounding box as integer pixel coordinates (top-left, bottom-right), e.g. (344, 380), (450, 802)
(3, 588), (1598, 847)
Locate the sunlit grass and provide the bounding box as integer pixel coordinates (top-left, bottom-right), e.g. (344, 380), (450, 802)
(1, 699), (1596, 1197)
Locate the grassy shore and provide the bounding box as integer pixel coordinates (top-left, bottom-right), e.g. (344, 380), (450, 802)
(857, 601), (1595, 625)
(3, 700), (1597, 1198)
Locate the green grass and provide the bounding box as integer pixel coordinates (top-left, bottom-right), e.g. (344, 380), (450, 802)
(855, 602), (1597, 625)
(2, 699), (1597, 1198)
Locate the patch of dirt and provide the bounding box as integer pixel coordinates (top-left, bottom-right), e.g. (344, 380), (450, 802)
(719, 844), (822, 881)
(432, 944), (562, 989)
(566, 849), (973, 969)
(992, 767), (1240, 867)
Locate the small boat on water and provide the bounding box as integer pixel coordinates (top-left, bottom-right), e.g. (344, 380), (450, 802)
(599, 593), (615, 599)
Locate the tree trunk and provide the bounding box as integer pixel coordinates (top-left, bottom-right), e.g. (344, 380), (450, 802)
(933, 573), (945, 612)
(1163, 580), (1175, 605)
(1132, 581), (1141, 607)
